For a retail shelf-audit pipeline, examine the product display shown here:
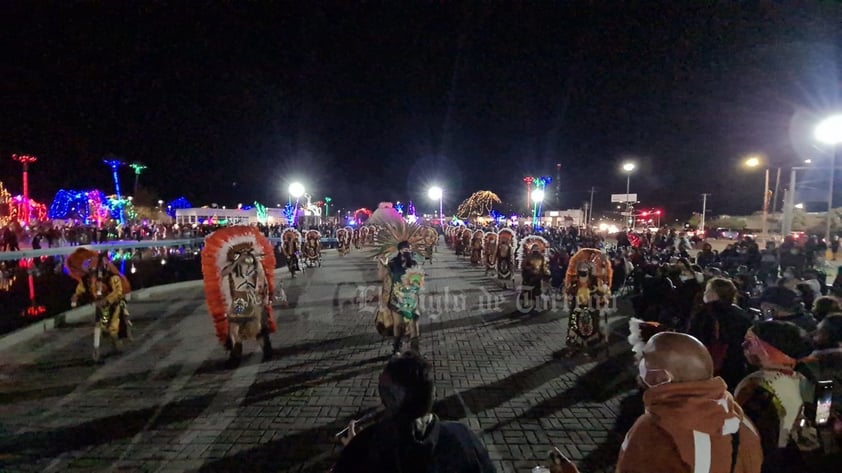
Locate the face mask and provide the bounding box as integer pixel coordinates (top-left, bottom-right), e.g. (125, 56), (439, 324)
(638, 357), (673, 388)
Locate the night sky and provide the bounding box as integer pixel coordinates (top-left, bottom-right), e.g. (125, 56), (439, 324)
(2, 1), (841, 221)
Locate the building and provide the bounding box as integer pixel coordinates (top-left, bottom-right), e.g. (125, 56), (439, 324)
(175, 207), (289, 226)
(538, 209), (584, 228)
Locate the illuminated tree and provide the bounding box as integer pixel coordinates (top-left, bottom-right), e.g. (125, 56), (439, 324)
(456, 190), (501, 221)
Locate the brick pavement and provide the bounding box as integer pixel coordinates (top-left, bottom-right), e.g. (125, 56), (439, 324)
(0, 244), (639, 473)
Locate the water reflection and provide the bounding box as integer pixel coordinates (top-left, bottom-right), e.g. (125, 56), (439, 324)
(0, 242), (209, 336)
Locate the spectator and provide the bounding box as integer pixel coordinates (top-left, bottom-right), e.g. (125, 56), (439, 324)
(735, 321), (815, 472)
(688, 277), (753, 390)
(759, 286), (817, 333)
(617, 332), (762, 473)
(811, 296), (840, 322)
(333, 352), (496, 473)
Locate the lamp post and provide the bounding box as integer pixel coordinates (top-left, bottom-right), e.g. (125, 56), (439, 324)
(288, 182), (305, 226)
(324, 196), (332, 218)
(523, 176), (534, 215)
(815, 114), (842, 245)
(532, 189), (545, 226)
(428, 186), (443, 226)
(11, 154), (37, 225)
(743, 156), (771, 239)
(103, 158), (125, 224)
(621, 162), (636, 229)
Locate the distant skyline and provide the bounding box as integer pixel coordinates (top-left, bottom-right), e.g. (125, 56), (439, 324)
(1, 1), (841, 221)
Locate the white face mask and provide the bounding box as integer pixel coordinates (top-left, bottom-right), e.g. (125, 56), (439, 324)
(638, 358), (673, 388)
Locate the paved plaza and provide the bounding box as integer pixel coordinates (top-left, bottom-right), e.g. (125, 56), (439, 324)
(0, 245), (639, 473)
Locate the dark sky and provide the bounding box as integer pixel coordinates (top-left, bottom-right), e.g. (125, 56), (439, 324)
(1, 1), (841, 221)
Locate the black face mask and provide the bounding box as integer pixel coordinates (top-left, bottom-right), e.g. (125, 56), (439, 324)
(577, 271), (588, 277)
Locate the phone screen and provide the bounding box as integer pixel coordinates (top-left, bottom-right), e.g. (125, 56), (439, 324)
(816, 380), (833, 426)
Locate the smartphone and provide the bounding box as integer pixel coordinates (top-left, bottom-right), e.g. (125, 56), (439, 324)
(815, 380), (833, 426)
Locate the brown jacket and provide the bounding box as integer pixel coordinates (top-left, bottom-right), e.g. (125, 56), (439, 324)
(617, 377), (763, 473)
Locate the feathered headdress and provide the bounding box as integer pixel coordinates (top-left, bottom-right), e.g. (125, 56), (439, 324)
(371, 220), (428, 263)
(306, 229), (321, 239)
(65, 247), (131, 292)
(497, 228), (517, 250)
(201, 226), (276, 345)
(565, 248), (613, 288)
(517, 235), (550, 267)
(282, 227), (302, 243)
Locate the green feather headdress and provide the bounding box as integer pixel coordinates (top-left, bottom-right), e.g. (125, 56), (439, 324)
(371, 220), (429, 262)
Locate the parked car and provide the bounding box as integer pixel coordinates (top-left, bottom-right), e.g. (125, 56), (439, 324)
(715, 228), (740, 240)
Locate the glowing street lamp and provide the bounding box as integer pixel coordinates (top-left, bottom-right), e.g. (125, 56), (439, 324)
(428, 186), (443, 224)
(743, 155), (772, 238)
(815, 114), (842, 244)
(288, 182), (305, 199)
(531, 189), (545, 204)
(621, 161), (636, 228)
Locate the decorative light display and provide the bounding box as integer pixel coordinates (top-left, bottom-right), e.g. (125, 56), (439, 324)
(129, 162), (147, 196)
(524, 176), (552, 225)
(324, 196), (332, 217)
(10, 195), (48, 224)
(166, 197), (192, 217)
(407, 200), (416, 217)
(12, 154), (38, 225)
(254, 201), (268, 224)
(0, 181), (12, 226)
(395, 201), (405, 215)
(282, 202), (296, 224)
(103, 158), (125, 224)
(455, 190), (501, 221)
(48, 189), (109, 225)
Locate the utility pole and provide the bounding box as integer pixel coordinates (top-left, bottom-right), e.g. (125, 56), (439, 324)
(587, 186), (596, 227)
(700, 193), (710, 238)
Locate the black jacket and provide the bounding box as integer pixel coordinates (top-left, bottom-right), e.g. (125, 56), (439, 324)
(687, 301), (753, 390)
(333, 415), (496, 473)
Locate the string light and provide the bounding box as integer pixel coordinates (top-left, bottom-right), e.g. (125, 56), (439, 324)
(166, 197), (192, 217)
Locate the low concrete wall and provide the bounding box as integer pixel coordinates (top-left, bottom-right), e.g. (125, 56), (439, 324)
(0, 266), (291, 352)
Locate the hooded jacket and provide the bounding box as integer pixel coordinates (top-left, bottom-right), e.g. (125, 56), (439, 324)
(617, 377), (763, 473)
(333, 414), (496, 473)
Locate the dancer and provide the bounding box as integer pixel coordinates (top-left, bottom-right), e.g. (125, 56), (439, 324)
(368, 205), (428, 356)
(483, 231), (498, 275)
(304, 229), (322, 268)
(562, 248), (612, 356)
(202, 226), (276, 364)
(518, 235), (551, 311)
(281, 227), (301, 277)
(470, 230), (483, 265)
(496, 228), (516, 288)
(66, 248), (132, 362)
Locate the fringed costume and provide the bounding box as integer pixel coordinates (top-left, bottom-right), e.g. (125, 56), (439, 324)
(304, 229), (322, 268)
(495, 228), (516, 288)
(368, 203), (427, 355)
(563, 248), (612, 355)
(517, 236), (551, 310)
(421, 227), (438, 264)
(281, 228), (301, 277)
(483, 232), (498, 275)
(470, 230), (483, 265)
(336, 227), (351, 256)
(67, 248), (132, 362)
(202, 226), (276, 363)
(459, 228), (471, 259)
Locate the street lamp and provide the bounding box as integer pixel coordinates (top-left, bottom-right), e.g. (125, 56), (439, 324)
(621, 162), (636, 229)
(815, 114), (842, 244)
(743, 155), (773, 239)
(288, 182), (305, 226)
(428, 186), (443, 225)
